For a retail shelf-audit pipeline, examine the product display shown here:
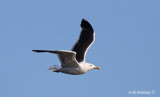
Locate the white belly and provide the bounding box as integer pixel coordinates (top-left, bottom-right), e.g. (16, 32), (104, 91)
(60, 67), (86, 75)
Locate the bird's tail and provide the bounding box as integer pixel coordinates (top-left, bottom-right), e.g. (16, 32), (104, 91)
(48, 65), (61, 72)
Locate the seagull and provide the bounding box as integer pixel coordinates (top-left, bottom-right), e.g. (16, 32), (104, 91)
(32, 19), (100, 75)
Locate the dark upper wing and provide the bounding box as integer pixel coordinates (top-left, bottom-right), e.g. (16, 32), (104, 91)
(71, 19), (95, 62)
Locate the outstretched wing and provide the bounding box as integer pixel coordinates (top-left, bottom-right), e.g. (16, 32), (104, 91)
(32, 50), (79, 68)
(72, 19), (95, 62)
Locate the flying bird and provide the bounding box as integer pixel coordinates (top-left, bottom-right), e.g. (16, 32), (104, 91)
(32, 19), (100, 75)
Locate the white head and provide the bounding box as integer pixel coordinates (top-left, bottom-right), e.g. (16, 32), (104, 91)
(81, 63), (100, 71)
(88, 63), (100, 70)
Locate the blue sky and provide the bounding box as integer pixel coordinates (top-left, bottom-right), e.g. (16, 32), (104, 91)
(0, 0), (160, 97)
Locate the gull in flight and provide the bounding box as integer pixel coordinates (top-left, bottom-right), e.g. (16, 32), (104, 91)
(32, 19), (100, 75)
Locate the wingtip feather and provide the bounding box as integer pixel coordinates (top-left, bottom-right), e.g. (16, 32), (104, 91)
(81, 19), (93, 31)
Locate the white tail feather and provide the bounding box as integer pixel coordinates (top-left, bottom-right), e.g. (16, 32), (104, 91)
(48, 65), (61, 72)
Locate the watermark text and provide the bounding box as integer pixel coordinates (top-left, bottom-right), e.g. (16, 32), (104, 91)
(128, 90), (155, 95)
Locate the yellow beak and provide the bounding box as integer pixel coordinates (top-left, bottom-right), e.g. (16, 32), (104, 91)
(93, 67), (100, 70)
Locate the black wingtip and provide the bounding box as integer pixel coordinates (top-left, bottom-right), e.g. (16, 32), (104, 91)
(32, 50), (53, 53)
(81, 19), (93, 31)
(32, 50), (38, 52)
(82, 18), (87, 22)
(32, 50), (44, 52)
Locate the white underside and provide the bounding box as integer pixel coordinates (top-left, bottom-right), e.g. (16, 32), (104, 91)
(48, 62), (92, 75)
